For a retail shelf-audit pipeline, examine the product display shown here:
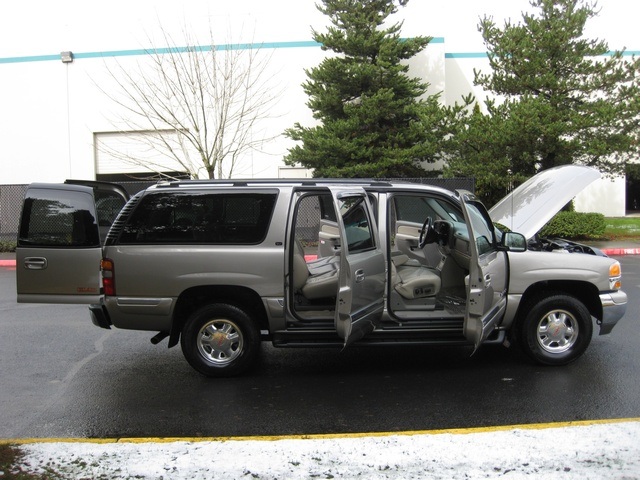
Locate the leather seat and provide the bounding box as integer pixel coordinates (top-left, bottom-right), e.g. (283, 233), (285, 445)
(292, 251), (339, 300)
(295, 239), (340, 275)
(391, 253), (441, 299)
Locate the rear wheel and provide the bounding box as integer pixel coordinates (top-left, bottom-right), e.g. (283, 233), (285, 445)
(517, 294), (593, 366)
(180, 304), (260, 377)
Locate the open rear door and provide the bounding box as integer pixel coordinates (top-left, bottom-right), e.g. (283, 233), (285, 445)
(16, 183), (126, 304)
(328, 187), (386, 346)
(459, 191), (508, 351)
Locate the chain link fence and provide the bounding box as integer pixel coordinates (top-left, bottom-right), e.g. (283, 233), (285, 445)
(0, 177), (474, 244)
(0, 185), (28, 242)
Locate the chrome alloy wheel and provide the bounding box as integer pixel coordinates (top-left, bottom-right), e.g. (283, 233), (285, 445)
(197, 318), (244, 365)
(536, 309), (579, 354)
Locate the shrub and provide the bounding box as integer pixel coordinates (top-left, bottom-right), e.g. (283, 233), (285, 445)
(0, 241), (16, 253)
(540, 211), (606, 239)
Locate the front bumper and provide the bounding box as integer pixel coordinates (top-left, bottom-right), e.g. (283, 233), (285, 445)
(599, 290), (627, 335)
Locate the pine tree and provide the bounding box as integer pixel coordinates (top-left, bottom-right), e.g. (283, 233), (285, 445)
(284, 0), (447, 178)
(445, 0), (640, 204)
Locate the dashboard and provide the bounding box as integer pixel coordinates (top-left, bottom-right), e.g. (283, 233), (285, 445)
(434, 219), (471, 269)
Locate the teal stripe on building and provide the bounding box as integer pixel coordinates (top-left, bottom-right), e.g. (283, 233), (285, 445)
(1, 38), (444, 64)
(2, 38), (636, 65)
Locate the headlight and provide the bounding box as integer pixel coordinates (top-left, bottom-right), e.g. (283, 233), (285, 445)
(609, 261), (622, 290)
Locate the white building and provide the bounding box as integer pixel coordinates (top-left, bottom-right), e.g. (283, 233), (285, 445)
(1, 0), (638, 215)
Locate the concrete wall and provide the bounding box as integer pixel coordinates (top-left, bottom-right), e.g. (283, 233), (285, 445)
(1, 0), (638, 214)
(575, 176), (627, 218)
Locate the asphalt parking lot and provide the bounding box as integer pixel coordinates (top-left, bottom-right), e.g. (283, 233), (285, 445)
(1, 253), (639, 439)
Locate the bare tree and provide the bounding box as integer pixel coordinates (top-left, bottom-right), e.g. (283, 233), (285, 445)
(100, 27), (282, 179)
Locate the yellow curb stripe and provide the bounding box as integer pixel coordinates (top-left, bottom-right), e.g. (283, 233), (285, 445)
(2, 417), (639, 446)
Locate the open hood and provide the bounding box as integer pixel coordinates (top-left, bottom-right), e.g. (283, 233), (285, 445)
(488, 165), (601, 239)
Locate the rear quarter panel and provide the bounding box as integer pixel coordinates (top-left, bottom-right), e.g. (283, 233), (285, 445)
(101, 190), (291, 331)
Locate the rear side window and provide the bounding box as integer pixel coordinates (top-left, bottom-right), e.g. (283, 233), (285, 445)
(18, 189), (100, 247)
(95, 190), (127, 227)
(118, 192), (277, 244)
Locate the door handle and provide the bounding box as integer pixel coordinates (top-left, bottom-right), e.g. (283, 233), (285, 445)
(484, 273), (491, 287)
(24, 257), (48, 270)
(355, 269), (365, 283)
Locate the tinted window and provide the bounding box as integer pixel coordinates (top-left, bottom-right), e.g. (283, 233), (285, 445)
(338, 196), (375, 253)
(95, 190), (127, 227)
(394, 195), (462, 223)
(318, 194), (337, 222)
(18, 189), (99, 247)
(465, 201), (496, 256)
(119, 192), (277, 244)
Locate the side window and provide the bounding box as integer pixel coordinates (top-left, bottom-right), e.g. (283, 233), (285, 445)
(394, 195), (439, 223)
(337, 197), (375, 254)
(393, 195), (462, 223)
(293, 193), (340, 261)
(119, 192), (277, 244)
(465, 202), (496, 256)
(318, 194), (337, 222)
(94, 190), (127, 227)
(295, 194), (332, 244)
(18, 189), (99, 247)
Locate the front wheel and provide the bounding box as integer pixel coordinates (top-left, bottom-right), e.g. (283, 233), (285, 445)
(181, 304), (260, 377)
(516, 294), (593, 366)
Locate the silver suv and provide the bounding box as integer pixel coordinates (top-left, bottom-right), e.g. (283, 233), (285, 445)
(16, 166), (627, 377)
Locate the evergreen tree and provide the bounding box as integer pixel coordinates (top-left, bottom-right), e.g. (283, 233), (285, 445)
(284, 0), (447, 178)
(445, 0), (640, 205)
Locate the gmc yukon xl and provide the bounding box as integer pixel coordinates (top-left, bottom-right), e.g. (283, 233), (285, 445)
(16, 165), (627, 376)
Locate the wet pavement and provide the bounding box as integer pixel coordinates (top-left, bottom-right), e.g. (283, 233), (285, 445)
(1, 254), (639, 439)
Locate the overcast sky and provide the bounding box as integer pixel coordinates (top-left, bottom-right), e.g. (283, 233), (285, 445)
(2, 0), (638, 58)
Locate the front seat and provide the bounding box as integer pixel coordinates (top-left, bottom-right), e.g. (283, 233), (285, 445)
(391, 253), (441, 299)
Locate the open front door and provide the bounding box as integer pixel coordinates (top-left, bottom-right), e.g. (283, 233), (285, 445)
(16, 183), (125, 304)
(329, 187), (386, 346)
(459, 191), (508, 351)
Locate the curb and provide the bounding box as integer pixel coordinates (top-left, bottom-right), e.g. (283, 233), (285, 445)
(3, 417), (639, 446)
(600, 247), (640, 256)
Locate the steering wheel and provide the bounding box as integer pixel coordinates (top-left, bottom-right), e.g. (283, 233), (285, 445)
(418, 216), (434, 249)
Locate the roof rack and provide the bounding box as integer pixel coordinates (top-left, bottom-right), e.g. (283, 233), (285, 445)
(154, 178), (394, 188)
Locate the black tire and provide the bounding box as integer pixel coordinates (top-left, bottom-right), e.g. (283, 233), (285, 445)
(517, 293), (593, 366)
(180, 303), (260, 377)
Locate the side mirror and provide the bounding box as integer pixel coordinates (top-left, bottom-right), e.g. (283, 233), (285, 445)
(501, 232), (527, 252)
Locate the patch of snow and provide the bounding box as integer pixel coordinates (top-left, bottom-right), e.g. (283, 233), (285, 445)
(17, 421), (640, 479)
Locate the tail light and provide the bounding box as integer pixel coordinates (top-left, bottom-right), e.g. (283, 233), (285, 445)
(101, 258), (116, 296)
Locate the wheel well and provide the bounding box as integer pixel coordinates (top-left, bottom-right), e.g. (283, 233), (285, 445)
(517, 281), (602, 322)
(168, 285), (268, 347)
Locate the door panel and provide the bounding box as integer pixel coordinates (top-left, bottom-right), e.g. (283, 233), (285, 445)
(318, 220), (340, 258)
(459, 191), (508, 350)
(394, 222), (426, 263)
(16, 184), (103, 304)
(329, 187), (386, 345)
